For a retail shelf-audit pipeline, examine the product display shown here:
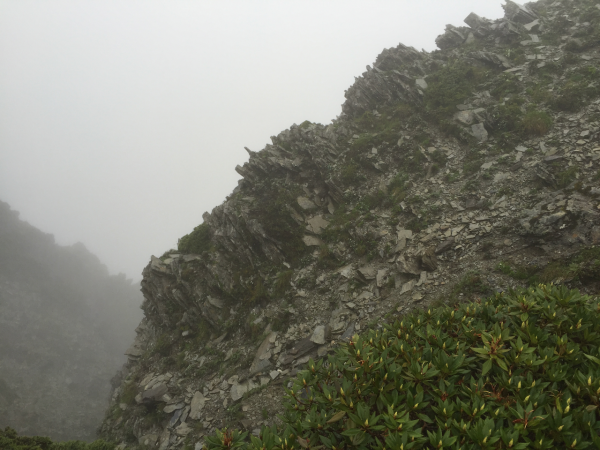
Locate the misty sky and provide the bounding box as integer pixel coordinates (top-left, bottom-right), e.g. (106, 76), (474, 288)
(0, 0), (505, 281)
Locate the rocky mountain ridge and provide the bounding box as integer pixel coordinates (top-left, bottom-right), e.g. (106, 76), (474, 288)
(99, 1), (600, 448)
(0, 200), (143, 441)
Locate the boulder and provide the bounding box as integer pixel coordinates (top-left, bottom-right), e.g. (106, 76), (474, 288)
(207, 296), (224, 309)
(401, 280), (416, 294)
(189, 392), (206, 420)
(174, 422), (192, 436)
(454, 110), (475, 125)
(396, 254), (421, 276)
(231, 380), (259, 401)
(302, 235), (323, 246)
(169, 408), (184, 427)
(435, 237), (455, 254)
(329, 308), (352, 334)
(310, 325), (331, 345)
(376, 269), (388, 288)
(279, 338), (317, 365)
(338, 264), (354, 278)
(306, 216), (330, 234)
(230, 383), (248, 402)
(471, 123), (488, 142)
(150, 255), (168, 273)
(415, 78), (428, 90)
(163, 402), (185, 414)
(464, 12), (493, 36)
(503, 0), (538, 24)
(141, 383), (168, 402)
(357, 265), (377, 280)
(436, 25), (467, 50)
(297, 197), (317, 210)
(421, 247), (437, 272)
(396, 229), (413, 252)
(249, 332), (277, 375)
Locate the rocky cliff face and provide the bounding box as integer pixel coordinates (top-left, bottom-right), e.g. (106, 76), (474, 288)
(0, 201), (143, 441)
(99, 0), (600, 448)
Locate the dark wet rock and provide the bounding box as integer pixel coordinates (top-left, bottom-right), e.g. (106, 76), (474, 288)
(435, 237), (456, 254)
(279, 338), (317, 366)
(419, 247), (438, 272)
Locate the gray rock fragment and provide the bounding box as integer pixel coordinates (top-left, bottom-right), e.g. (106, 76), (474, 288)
(464, 12), (493, 36)
(163, 402), (185, 414)
(376, 269), (388, 287)
(175, 422), (192, 436)
(401, 280), (416, 294)
(436, 25), (467, 50)
(455, 110), (475, 125)
(150, 255), (168, 273)
(396, 229), (413, 252)
(416, 78), (428, 90)
(230, 383), (248, 402)
(169, 408), (184, 427)
(503, 0), (538, 24)
(435, 237), (455, 254)
(189, 392), (205, 420)
(302, 235), (323, 246)
(471, 123), (488, 142)
(297, 197), (317, 210)
(279, 338), (317, 365)
(396, 254), (421, 275)
(419, 247), (438, 272)
(310, 325), (331, 345)
(306, 215), (330, 234)
(249, 332), (277, 375)
(207, 296), (224, 309)
(338, 264), (354, 278)
(358, 265), (377, 280)
(141, 383), (168, 402)
(340, 323), (355, 342)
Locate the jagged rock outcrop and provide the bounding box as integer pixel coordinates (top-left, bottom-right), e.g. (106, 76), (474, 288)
(0, 201), (143, 441)
(342, 44), (425, 117)
(100, 0), (600, 448)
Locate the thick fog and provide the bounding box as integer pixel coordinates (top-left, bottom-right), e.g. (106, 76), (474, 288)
(0, 0), (504, 281)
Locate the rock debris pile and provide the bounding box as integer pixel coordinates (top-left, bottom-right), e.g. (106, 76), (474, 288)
(100, 1), (600, 448)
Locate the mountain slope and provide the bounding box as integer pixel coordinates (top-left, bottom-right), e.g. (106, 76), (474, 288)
(0, 200), (143, 441)
(99, 0), (600, 448)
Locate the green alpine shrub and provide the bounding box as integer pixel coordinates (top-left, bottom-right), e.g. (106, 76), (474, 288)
(178, 222), (212, 254)
(204, 285), (600, 449)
